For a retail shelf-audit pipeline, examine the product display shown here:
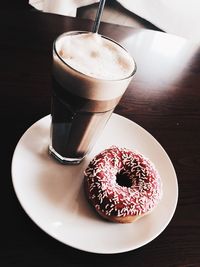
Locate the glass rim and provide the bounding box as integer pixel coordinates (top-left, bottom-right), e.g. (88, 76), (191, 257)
(53, 30), (137, 82)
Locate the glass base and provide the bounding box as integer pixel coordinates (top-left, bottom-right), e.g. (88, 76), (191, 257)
(48, 145), (84, 165)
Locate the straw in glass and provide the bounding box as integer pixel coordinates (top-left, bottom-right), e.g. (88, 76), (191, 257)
(92, 0), (106, 33)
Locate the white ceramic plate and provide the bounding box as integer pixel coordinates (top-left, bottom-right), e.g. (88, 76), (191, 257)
(11, 114), (178, 254)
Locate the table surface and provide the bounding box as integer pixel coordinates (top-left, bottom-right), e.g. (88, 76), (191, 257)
(1, 3), (200, 267)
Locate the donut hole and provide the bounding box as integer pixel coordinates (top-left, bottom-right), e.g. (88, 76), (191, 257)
(116, 172), (132, 188)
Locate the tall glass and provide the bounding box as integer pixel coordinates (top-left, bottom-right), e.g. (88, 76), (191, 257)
(49, 31), (136, 164)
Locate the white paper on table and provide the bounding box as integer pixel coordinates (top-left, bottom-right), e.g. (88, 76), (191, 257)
(29, 0), (99, 16)
(118, 0), (200, 43)
(29, 0), (200, 43)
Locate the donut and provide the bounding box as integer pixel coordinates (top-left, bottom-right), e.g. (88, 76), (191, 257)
(84, 146), (162, 223)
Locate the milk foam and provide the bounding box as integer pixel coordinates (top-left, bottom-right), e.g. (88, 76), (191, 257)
(56, 32), (135, 80)
(53, 32), (135, 101)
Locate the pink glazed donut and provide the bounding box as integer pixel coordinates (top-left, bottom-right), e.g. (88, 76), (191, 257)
(84, 146), (162, 223)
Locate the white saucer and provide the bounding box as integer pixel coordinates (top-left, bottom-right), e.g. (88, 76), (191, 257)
(11, 114), (178, 254)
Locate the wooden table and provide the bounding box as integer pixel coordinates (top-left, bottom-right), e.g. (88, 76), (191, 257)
(1, 4), (200, 267)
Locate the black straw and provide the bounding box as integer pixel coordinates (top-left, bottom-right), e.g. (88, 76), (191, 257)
(92, 0), (106, 33)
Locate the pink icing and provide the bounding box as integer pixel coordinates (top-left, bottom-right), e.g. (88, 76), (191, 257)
(84, 146), (162, 218)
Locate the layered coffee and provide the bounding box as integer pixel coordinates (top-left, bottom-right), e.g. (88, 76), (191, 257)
(49, 31), (136, 164)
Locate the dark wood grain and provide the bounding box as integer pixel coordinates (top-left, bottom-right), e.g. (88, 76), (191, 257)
(1, 4), (200, 267)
